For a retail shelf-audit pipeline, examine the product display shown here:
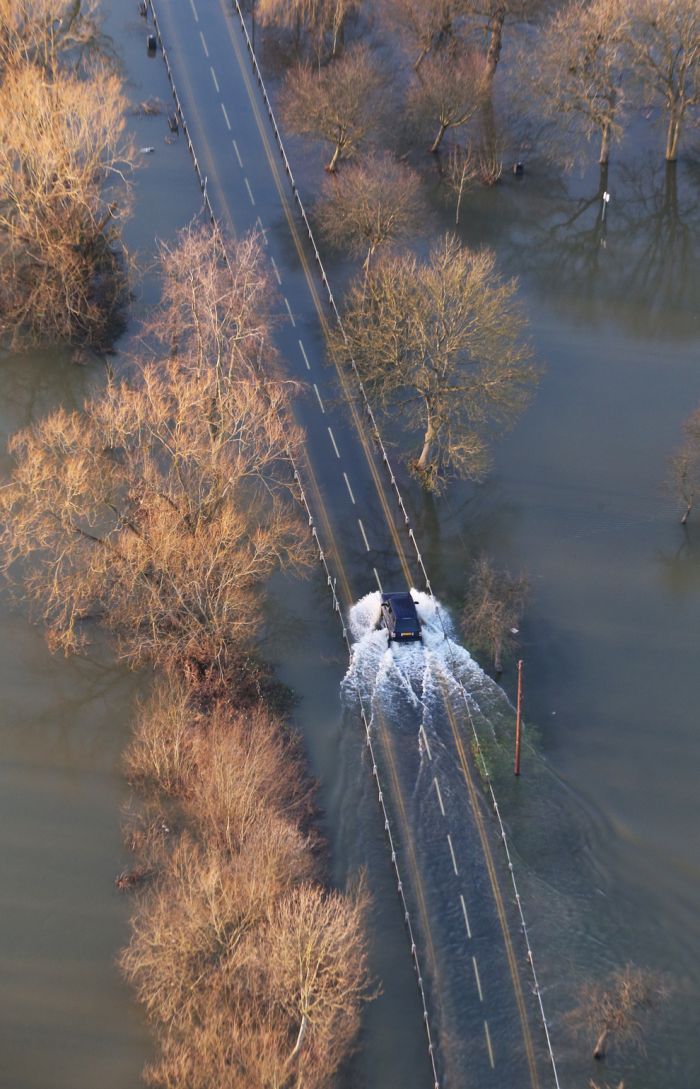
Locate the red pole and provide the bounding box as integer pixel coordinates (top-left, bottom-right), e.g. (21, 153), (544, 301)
(514, 659), (523, 776)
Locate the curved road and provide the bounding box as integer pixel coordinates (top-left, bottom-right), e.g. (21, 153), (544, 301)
(150, 3), (553, 1086)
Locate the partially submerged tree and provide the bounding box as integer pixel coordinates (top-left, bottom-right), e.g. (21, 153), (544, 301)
(381, 0), (464, 70)
(329, 234), (536, 489)
(408, 47), (487, 153)
(522, 0), (629, 168)
(669, 404), (700, 525)
(280, 44), (385, 171)
(0, 0), (99, 75)
(626, 0), (700, 162)
(315, 152), (424, 269)
(461, 555), (529, 673)
(0, 61), (133, 346)
(0, 229), (310, 668)
(566, 963), (668, 1063)
(257, 0), (361, 60)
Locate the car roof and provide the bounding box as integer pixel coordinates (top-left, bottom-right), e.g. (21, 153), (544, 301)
(385, 592), (418, 619)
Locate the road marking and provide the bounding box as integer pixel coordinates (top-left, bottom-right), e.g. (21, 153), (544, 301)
(232, 139), (243, 167)
(256, 217), (268, 244)
(419, 723), (432, 761)
(447, 833), (459, 876)
(343, 472), (356, 504)
(357, 518), (370, 552)
(484, 1020), (495, 1068)
(198, 29), (208, 55)
(267, 256), (281, 285)
(472, 956), (484, 1002)
(327, 426), (340, 456)
(460, 893), (472, 939)
(433, 776), (445, 817)
(220, 102), (231, 130)
(244, 177), (255, 206)
(189, 0), (199, 22)
(298, 338), (311, 369)
(373, 567), (383, 592)
(209, 65), (220, 93)
(283, 296), (295, 326)
(312, 383), (325, 413)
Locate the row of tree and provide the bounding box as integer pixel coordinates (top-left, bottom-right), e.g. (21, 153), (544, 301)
(0, 225), (372, 1086)
(272, 0), (699, 170)
(0, 0), (133, 347)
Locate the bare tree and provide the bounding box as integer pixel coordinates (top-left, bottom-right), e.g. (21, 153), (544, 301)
(280, 44), (385, 171)
(408, 47), (487, 153)
(566, 964), (668, 1063)
(381, 0), (464, 69)
(257, 0), (360, 60)
(0, 228), (310, 668)
(329, 234), (536, 489)
(444, 142), (481, 224)
(522, 0), (629, 168)
(626, 0), (700, 162)
(669, 405), (700, 524)
(315, 152), (424, 269)
(0, 0), (99, 75)
(460, 555), (528, 674)
(0, 61), (133, 346)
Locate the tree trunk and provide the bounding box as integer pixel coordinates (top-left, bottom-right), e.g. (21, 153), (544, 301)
(493, 640), (502, 676)
(599, 122), (611, 165)
(593, 1027), (608, 1060)
(455, 170), (465, 225)
(417, 412), (436, 469)
(326, 142), (342, 173)
(681, 501), (692, 525)
(665, 111), (682, 162)
(430, 122), (448, 154)
(485, 7), (506, 84)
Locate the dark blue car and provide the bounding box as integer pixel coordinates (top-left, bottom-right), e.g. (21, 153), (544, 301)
(380, 592), (422, 642)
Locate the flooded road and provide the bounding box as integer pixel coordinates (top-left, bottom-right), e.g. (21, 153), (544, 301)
(1, 6), (699, 1089)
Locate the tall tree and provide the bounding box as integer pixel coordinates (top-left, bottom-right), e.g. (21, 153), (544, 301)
(522, 0), (629, 167)
(280, 44), (385, 171)
(329, 234), (536, 489)
(315, 152), (424, 269)
(566, 964), (668, 1063)
(0, 0), (98, 75)
(408, 47), (487, 153)
(626, 0), (700, 162)
(0, 229), (310, 668)
(381, 0), (464, 69)
(0, 61), (133, 346)
(257, 0), (360, 60)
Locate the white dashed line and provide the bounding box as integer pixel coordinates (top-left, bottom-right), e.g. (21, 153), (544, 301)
(357, 518), (370, 552)
(447, 833), (459, 876)
(373, 567), (383, 592)
(484, 1021), (495, 1068)
(232, 139), (243, 167)
(460, 894), (472, 939)
(433, 777), (445, 817)
(198, 30), (208, 55)
(189, 0), (199, 22)
(313, 384), (325, 413)
(283, 296), (295, 326)
(244, 177), (255, 206)
(221, 102), (231, 130)
(209, 65), (220, 93)
(327, 426), (340, 456)
(298, 338), (312, 370)
(267, 257), (281, 286)
(472, 956), (484, 1002)
(343, 472), (356, 504)
(419, 723), (433, 761)
(256, 217), (268, 244)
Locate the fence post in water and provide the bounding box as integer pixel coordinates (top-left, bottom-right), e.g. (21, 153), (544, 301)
(514, 658), (523, 776)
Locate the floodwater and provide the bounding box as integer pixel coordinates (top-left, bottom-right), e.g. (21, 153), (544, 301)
(2, 7), (700, 1089)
